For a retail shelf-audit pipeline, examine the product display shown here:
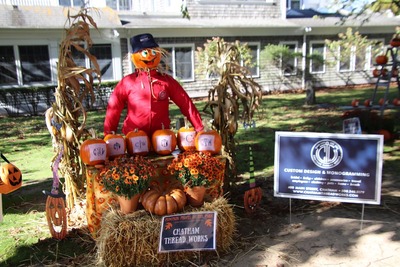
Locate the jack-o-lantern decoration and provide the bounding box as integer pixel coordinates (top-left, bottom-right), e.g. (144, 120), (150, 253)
(244, 187), (263, 214)
(45, 195), (68, 240)
(132, 48), (162, 70)
(0, 153), (22, 194)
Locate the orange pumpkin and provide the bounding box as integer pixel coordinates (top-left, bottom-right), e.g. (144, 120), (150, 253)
(195, 129), (222, 155)
(390, 37), (400, 47)
(351, 99), (359, 107)
(104, 132), (126, 159)
(131, 47), (161, 70)
(375, 55), (388, 65)
(152, 125), (177, 155)
(177, 120), (197, 151)
(80, 138), (107, 165)
(392, 68), (399, 77)
(372, 68), (381, 77)
(379, 98), (387, 106)
(141, 179), (187, 216)
(244, 187), (263, 214)
(126, 129), (151, 155)
(45, 195), (68, 240)
(364, 99), (372, 107)
(393, 98), (400, 106)
(0, 162), (22, 194)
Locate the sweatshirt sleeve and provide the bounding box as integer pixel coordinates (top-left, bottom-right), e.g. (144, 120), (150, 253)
(167, 76), (204, 132)
(103, 79), (128, 136)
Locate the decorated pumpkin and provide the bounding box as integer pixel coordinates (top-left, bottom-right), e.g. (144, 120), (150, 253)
(141, 179), (187, 216)
(104, 132), (126, 159)
(351, 99), (359, 107)
(80, 136), (107, 166)
(177, 119), (197, 151)
(0, 160), (22, 194)
(195, 129), (222, 155)
(45, 195), (68, 240)
(126, 128), (151, 156)
(152, 124), (177, 155)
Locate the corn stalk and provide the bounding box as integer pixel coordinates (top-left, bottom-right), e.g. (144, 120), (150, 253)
(196, 37), (262, 184)
(49, 8), (101, 210)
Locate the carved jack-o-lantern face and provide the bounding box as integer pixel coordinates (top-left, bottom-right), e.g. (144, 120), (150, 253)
(45, 196), (68, 240)
(0, 163), (22, 194)
(131, 48), (161, 70)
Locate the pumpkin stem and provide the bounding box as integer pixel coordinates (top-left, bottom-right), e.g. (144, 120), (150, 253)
(88, 128), (97, 139)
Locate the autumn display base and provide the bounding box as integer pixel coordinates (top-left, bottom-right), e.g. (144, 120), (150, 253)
(96, 197), (236, 267)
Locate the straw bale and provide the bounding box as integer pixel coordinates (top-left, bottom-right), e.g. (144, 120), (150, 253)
(96, 197), (236, 266)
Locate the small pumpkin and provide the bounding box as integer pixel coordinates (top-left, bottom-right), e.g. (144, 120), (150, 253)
(45, 195), (68, 240)
(393, 98), (400, 106)
(244, 187), (263, 214)
(80, 131), (107, 166)
(177, 118), (197, 151)
(141, 179), (187, 216)
(152, 124), (177, 155)
(351, 99), (359, 107)
(195, 129), (222, 155)
(390, 37), (400, 47)
(392, 68), (399, 77)
(104, 132), (126, 159)
(378, 98), (387, 106)
(364, 99), (372, 107)
(131, 47), (162, 70)
(126, 128), (151, 155)
(372, 68), (381, 77)
(375, 55), (388, 65)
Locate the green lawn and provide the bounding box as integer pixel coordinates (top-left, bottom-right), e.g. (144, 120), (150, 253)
(0, 86), (399, 266)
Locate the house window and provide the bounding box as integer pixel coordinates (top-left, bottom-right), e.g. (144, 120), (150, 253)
(72, 44), (114, 81)
(310, 42), (325, 73)
(279, 42), (298, 76)
(19, 45), (51, 83)
(161, 45), (194, 81)
(338, 45), (374, 72)
(59, 0), (85, 7)
(0, 46), (17, 85)
(287, 0), (301, 9)
(106, 0), (131, 11)
(243, 43), (260, 77)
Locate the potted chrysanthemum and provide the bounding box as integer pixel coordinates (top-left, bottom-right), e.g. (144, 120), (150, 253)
(167, 151), (225, 207)
(100, 154), (155, 214)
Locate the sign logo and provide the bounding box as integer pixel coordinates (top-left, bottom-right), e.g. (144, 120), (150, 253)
(310, 139), (343, 169)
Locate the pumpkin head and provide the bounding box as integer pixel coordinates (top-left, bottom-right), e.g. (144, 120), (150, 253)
(45, 195), (68, 240)
(0, 162), (22, 194)
(80, 138), (107, 166)
(244, 187), (262, 214)
(131, 48), (162, 70)
(104, 132), (126, 159)
(152, 125), (177, 155)
(126, 129), (151, 155)
(195, 129), (222, 155)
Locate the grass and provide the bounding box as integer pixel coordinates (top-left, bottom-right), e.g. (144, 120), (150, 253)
(0, 86), (399, 266)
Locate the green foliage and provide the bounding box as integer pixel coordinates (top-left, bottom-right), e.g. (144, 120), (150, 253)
(260, 44), (302, 67)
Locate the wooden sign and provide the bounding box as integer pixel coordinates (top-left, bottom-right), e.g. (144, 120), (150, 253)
(159, 211), (217, 253)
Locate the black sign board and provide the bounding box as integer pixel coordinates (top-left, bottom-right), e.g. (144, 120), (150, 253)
(274, 132), (383, 205)
(159, 211), (217, 253)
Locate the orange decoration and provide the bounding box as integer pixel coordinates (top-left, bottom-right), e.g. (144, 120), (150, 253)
(104, 132), (126, 159)
(131, 47), (162, 70)
(244, 187), (263, 214)
(364, 99), (372, 107)
(393, 98), (400, 106)
(80, 138), (107, 166)
(375, 55), (388, 65)
(195, 129), (222, 155)
(372, 68), (381, 77)
(0, 161), (22, 194)
(351, 99), (359, 107)
(126, 128), (151, 155)
(141, 179), (186, 216)
(45, 196), (68, 240)
(177, 119), (197, 151)
(152, 125), (177, 155)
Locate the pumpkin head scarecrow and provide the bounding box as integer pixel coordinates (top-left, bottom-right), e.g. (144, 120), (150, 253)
(104, 33), (204, 137)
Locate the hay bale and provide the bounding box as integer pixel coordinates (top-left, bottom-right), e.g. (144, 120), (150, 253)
(96, 197), (236, 266)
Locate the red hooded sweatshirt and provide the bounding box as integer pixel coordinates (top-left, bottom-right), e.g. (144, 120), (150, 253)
(104, 69), (203, 137)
